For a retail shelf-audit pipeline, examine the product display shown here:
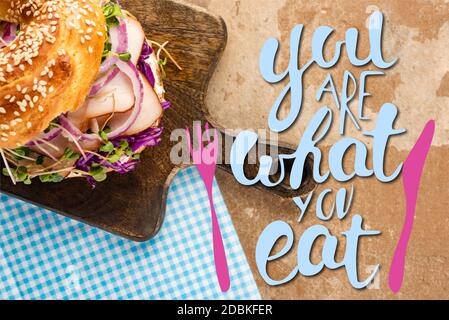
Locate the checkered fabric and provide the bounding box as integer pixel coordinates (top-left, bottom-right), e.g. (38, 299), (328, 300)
(0, 167), (261, 300)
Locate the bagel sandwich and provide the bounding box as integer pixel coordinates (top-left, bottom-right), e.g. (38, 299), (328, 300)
(0, 0), (177, 186)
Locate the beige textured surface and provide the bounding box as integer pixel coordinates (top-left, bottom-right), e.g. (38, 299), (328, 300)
(182, 0), (449, 299)
(184, 0), (449, 150)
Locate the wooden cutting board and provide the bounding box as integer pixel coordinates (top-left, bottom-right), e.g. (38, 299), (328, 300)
(0, 0), (315, 241)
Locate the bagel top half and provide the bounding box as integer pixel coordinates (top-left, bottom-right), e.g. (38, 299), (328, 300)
(0, 0), (106, 148)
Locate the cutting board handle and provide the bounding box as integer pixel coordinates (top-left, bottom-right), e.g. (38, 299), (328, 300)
(216, 130), (317, 198)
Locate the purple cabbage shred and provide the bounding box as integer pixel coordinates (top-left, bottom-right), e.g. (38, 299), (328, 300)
(74, 126), (164, 188)
(137, 41), (155, 87)
(161, 101), (171, 110)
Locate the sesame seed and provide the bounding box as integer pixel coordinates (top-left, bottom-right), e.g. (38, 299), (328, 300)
(0, 0), (104, 144)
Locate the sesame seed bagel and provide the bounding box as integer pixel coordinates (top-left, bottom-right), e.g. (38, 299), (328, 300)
(0, 0), (106, 148)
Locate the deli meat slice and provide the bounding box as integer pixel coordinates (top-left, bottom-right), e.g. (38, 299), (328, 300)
(108, 71), (163, 136)
(70, 71), (136, 125)
(126, 15), (146, 66)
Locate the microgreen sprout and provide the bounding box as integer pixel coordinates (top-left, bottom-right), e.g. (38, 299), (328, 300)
(102, 1), (123, 27)
(2, 166), (32, 185)
(39, 172), (64, 183)
(89, 164), (108, 182)
(158, 57), (168, 78)
(61, 147), (81, 161)
(101, 0), (126, 62)
(35, 155), (44, 166)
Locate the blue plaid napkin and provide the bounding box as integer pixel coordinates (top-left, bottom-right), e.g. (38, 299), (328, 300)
(0, 167), (260, 300)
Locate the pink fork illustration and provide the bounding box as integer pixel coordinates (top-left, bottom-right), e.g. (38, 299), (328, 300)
(186, 122), (230, 292)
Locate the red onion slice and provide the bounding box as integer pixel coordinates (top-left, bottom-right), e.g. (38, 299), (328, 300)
(2, 23), (17, 42)
(25, 128), (62, 146)
(89, 67), (120, 96)
(112, 19), (129, 53)
(99, 57), (115, 75)
(99, 18), (129, 74)
(39, 128), (62, 141)
(107, 58), (144, 139)
(59, 115), (100, 142)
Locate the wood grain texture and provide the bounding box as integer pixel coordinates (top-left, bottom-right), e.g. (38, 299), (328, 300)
(0, 0), (315, 241)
